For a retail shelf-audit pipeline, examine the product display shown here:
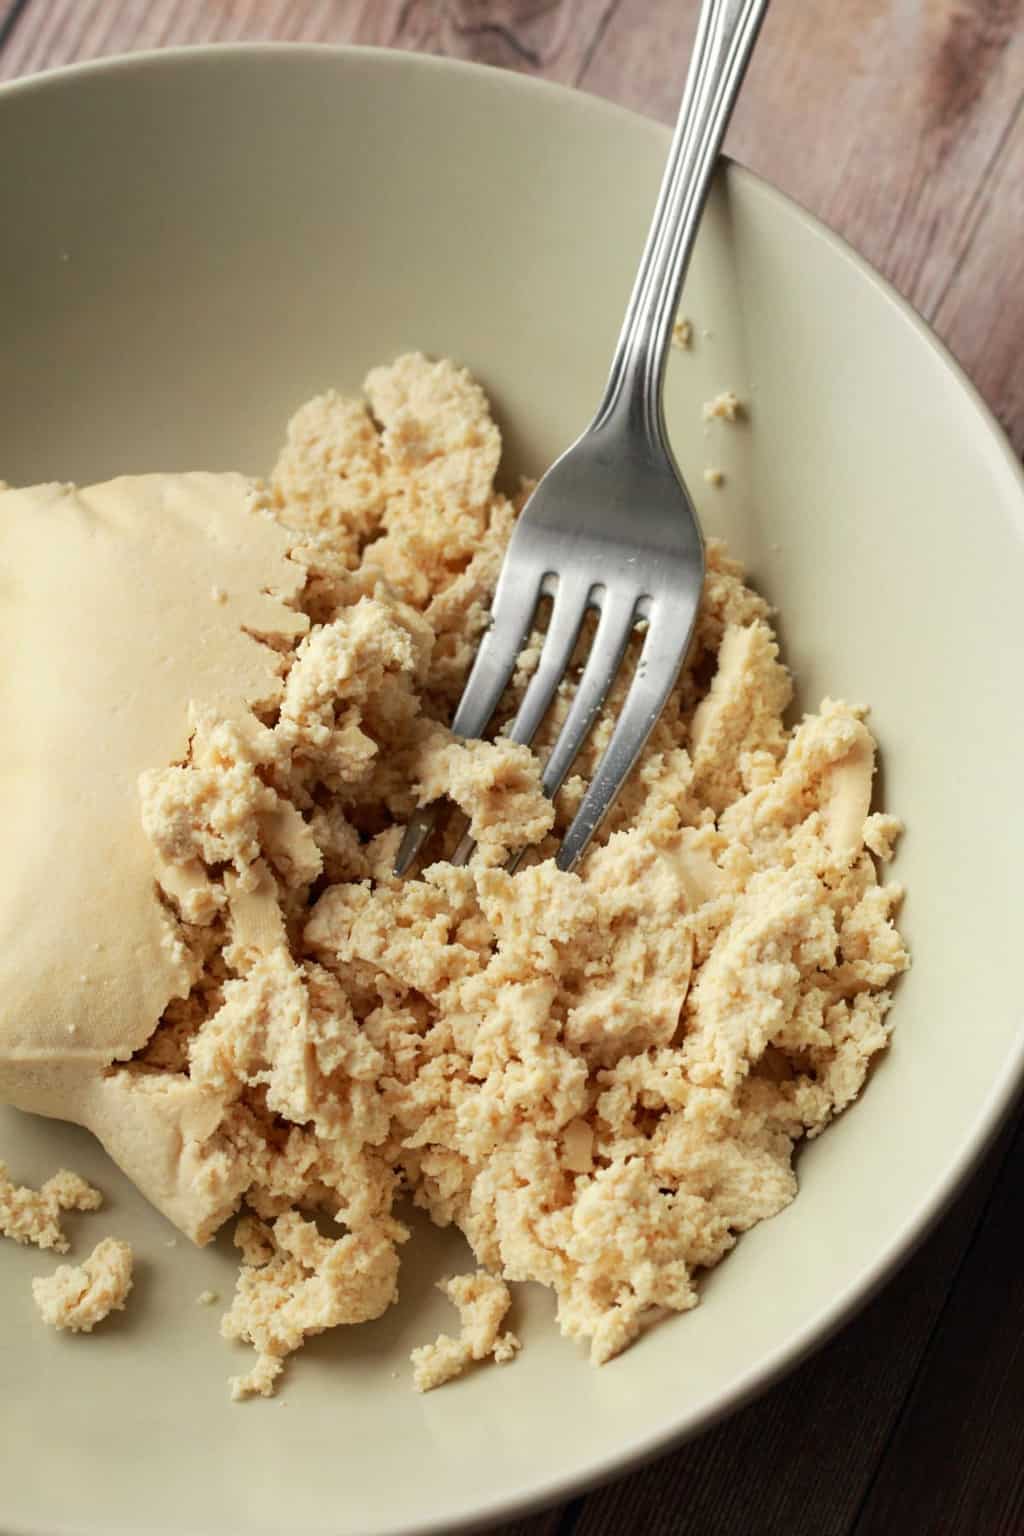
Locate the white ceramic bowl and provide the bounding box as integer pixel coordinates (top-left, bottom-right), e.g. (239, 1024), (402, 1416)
(1, 45), (1022, 1536)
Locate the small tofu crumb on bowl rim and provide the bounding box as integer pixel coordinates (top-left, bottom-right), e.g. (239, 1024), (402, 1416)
(1, 42), (1023, 1536)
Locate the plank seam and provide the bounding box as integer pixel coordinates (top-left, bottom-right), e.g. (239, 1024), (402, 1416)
(0, 0), (32, 54)
(929, 86), (1024, 324)
(574, 0), (622, 87)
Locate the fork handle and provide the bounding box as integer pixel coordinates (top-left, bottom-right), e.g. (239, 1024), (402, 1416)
(594, 0), (769, 447)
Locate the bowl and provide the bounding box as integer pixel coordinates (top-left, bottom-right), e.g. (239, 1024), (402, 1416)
(1, 43), (1022, 1536)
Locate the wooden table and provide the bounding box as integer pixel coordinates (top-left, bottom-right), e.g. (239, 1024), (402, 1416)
(3, 4), (1022, 1533)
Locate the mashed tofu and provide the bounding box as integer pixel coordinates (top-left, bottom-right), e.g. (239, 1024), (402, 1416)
(703, 390), (743, 422)
(32, 1237), (133, 1332)
(411, 1271), (519, 1392)
(0, 1162), (102, 1253)
(0, 354), (908, 1398)
(671, 317), (693, 349)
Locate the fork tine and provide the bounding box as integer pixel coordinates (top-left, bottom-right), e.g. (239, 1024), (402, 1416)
(393, 572), (544, 876)
(498, 588), (641, 875)
(446, 576), (592, 869)
(506, 576), (592, 748)
(448, 827), (477, 866)
(392, 805), (442, 876)
(538, 587), (640, 800)
(555, 602), (694, 871)
(448, 588), (640, 873)
(450, 576), (545, 739)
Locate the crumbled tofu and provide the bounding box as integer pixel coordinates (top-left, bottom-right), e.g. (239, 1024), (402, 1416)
(0, 353), (908, 1400)
(703, 391), (743, 423)
(704, 467), (726, 487)
(864, 813), (903, 861)
(218, 1211), (403, 1397)
(152, 358), (906, 1392)
(0, 1162), (102, 1253)
(32, 1238), (133, 1332)
(689, 621), (791, 813)
(411, 1271), (520, 1392)
(230, 1351), (284, 1401)
(197, 1289), (220, 1306)
(671, 317), (693, 350)
(414, 735), (554, 865)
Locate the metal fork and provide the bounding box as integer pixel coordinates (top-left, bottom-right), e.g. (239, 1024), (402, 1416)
(395, 0), (769, 878)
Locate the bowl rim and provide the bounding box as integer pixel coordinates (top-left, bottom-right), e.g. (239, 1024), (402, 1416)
(1, 41), (1023, 1536)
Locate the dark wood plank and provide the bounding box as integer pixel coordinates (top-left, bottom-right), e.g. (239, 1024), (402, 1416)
(567, 1116), (1019, 1536)
(852, 1113), (1024, 1536)
(489, 1507), (567, 1536)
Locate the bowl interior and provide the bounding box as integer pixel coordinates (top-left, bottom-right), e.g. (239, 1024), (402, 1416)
(1, 45), (1023, 1536)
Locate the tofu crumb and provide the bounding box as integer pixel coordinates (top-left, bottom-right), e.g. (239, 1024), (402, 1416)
(864, 813), (903, 861)
(704, 467), (726, 487)
(414, 736), (555, 865)
(411, 1271), (520, 1392)
(32, 1237), (133, 1332)
(703, 391), (743, 423)
(0, 1162), (102, 1253)
(210, 585), (228, 604)
(230, 1352), (284, 1402)
(671, 317), (693, 349)
(197, 1289), (220, 1306)
(219, 1211), (401, 1400)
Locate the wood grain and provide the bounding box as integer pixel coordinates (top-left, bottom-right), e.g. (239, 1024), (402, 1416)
(852, 1115), (1024, 1536)
(0, 0), (378, 73)
(0, 0), (618, 82)
(933, 90), (1024, 445)
(1, 7), (1022, 1536)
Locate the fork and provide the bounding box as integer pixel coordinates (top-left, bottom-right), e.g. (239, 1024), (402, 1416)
(395, 0), (769, 878)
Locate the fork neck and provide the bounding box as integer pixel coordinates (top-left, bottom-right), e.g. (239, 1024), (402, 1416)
(590, 0), (769, 451)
